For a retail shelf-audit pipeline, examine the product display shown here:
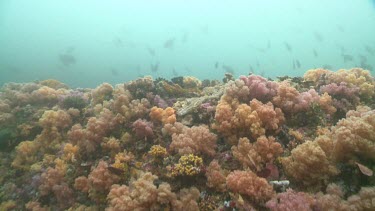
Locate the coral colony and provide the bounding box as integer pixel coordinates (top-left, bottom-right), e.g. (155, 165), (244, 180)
(0, 68), (374, 210)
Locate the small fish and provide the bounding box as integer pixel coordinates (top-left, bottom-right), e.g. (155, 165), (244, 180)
(295, 59), (301, 69)
(259, 70), (265, 77)
(222, 65), (235, 75)
(249, 64), (254, 73)
(358, 54), (367, 63)
(256, 60), (260, 68)
(66, 46), (75, 54)
(150, 62), (159, 72)
(364, 45), (374, 55)
(342, 54), (354, 63)
(108, 166), (125, 175)
(200, 24), (209, 34)
(147, 47), (155, 56)
(181, 31), (189, 43)
(313, 49), (318, 57)
(360, 61), (373, 71)
(336, 24), (345, 32)
(322, 64), (332, 70)
(111, 68), (119, 76)
(284, 42), (292, 52)
(356, 162), (373, 176)
(214, 62), (219, 69)
(256, 48), (266, 53)
(59, 53), (76, 66)
(172, 68), (178, 77)
(313, 31), (324, 42)
(164, 38), (175, 49)
(113, 37), (123, 47)
(292, 60), (296, 70)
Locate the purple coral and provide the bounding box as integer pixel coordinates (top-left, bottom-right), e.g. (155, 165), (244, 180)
(132, 119), (154, 139)
(320, 82), (360, 101)
(266, 189), (315, 211)
(153, 95), (168, 109)
(226, 75), (278, 103)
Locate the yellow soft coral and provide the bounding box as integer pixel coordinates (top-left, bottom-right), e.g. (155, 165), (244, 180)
(148, 145), (168, 158)
(171, 154), (203, 177)
(62, 143), (79, 162)
(11, 140), (39, 170)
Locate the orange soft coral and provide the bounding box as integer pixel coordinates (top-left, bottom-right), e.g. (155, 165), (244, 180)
(84, 161), (121, 203)
(281, 141), (339, 187)
(213, 97), (284, 141)
(150, 106), (176, 125)
(106, 172), (200, 211)
(226, 170), (275, 203)
(232, 136), (283, 172)
(170, 125), (217, 156)
(205, 160), (227, 192)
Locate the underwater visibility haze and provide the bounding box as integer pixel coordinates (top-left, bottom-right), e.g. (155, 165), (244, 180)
(0, 0), (375, 210)
(1, 0), (375, 86)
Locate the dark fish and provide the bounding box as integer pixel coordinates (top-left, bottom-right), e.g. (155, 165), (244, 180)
(313, 31), (324, 42)
(59, 53), (76, 66)
(313, 49), (318, 57)
(337, 25), (345, 32)
(126, 41), (137, 48)
(164, 38), (175, 49)
(335, 43), (346, 53)
(249, 64), (254, 73)
(260, 70), (265, 77)
(364, 45), (374, 55)
(359, 57), (373, 70)
(2, 65), (21, 73)
(113, 37), (123, 47)
(108, 166), (125, 175)
(200, 24), (208, 34)
(359, 54), (367, 63)
(111, 68), (119, 76)
(59, 46), (77, 66)
(150, 62), (159, 72)
(360, 62), (373, 71)
(284, 42), (292, 52)
(222, 65), (235, 75)
(342, 54), (354, 63)
(182, 31), (189, 43)
(66, 46), (75, 54)
(295, 59), (301, 69)
(147, 47), (155, 56)
(172, 68), (178, 77)
(292, 60), (296, 70)
(322, 64), (332, 70)
(256, 48), (266, 53)
(185, 66), (192, 73)
(214, 62), (219, 69)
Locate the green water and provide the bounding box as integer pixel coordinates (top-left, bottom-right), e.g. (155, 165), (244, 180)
(0, 0), (374, 87)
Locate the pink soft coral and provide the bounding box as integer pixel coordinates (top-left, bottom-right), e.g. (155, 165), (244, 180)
(170, 125), (217, 156)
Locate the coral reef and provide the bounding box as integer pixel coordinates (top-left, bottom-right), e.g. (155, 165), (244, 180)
(0, 68), (374, 210)
(232, 136), (283, 172)
(226, 170), (275, 203)
(169, 125), (217, 156)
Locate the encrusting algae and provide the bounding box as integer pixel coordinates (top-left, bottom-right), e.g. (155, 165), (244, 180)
(0, 68), (375, 210)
